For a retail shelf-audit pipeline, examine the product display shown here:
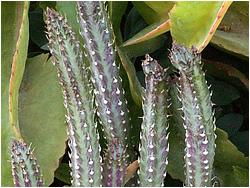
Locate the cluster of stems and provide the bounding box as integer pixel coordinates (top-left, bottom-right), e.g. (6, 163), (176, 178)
(10, 2), (216, 187)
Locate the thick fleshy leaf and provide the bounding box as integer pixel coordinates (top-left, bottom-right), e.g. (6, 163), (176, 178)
(132, 2), (159, 25)
(232, 166), (249, 186)
(123, 20), (171, 46)
(213, 129), (248, 186)
(122, 6), (168, 58)
(124, 2), (174, 46)
(123, 1), (174, 46)
(133, 1), (174, 25)
(124, 34), (167, 58)
(211, 2), (249, 57)
(19, 54), (68, 186)
(1, 2), (29, 186)
(169, 1), (232, 52)
(144, 1), (174, 17)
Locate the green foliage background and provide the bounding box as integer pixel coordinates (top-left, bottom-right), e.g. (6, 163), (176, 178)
(1, 1), (249, 186)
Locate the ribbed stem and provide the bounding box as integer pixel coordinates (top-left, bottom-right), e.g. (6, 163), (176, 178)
(138, 54), (170, 187)
(169, 43), (216, 187)
(77, 2), (129, 186)
(10, 139), (43, 187)
(45, 8), (102, 186)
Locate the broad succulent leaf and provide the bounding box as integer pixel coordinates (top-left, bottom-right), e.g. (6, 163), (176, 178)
(77, 2), (129, 186)
(45, 8), (102, 186)
(138, 55), (170, 186)
(10, 139), (43, 187)
(169, 43), (216, 187)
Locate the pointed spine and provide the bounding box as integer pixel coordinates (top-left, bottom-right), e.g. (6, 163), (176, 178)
(169, 43), (216, 187)
(10, 139), (43, 187)
(45, 8), (102, 186)
(138, 55), (170, 186)
(77, 2), (129, 186)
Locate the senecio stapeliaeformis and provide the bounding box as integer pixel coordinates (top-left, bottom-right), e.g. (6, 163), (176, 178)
(10, 139), (44, 187)
(77, 2), (130, 186)
(138, 54), (171, 187)
(169, 43), (216, 187)
(46, 8), (102, 186)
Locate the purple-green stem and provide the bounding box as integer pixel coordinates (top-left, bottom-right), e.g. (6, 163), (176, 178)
(138, 54), (170, 186)
(77, 2), (130, 186)
(10, 139), (43, 187)
(45, 8), (102, 186)
(169, 42), (216, 187)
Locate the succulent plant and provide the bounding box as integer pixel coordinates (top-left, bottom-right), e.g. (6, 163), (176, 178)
(77, 2), (129, 186)
(169, 42), (216, 187)
(45, 8), (102, 186)
(4, 1), (247, 187)
(10, 139), (43, 187)
(138, 54), (171, 187)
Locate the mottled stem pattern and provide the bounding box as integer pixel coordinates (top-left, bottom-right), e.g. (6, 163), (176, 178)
(45, 8), (102, 186)
(169, 43), (216, 187)
(10, 139), (43, 187)
(138, 55), (170, 187)
(77, 2), (129, 186)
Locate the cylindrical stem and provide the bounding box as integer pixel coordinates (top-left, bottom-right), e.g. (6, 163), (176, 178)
(169, 43), (216, 187)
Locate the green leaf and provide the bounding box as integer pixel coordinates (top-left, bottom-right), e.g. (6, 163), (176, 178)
(122, 6), (168, 58)
(39, 1), (56, 10)
(1, 2), (29, 186)
(169, 1), (232, 52)
(109, 1), (128, 42)
(214, 129), (248, 186)
(211, 2), (249, 58)
(123, 19), (171, 46)
(132, 2), (159, 24)
(117, 47), (143, 106)
(54, 163), (71, 185)
(19, 54), (68, 186)
(208, 80), (240, 106)
(123, 2), (174, 46)
(133, 1), (174, 25)
(204, 59), (249, 90)
(232, 166), (249, 186)
(29, 8), (48, 49)
(56, 2), (80, 39)
(124, 34), (167, 58)
(144, 1), (174, 17)
(217, 113), (243, 137)
(124, 7), (148, 41)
